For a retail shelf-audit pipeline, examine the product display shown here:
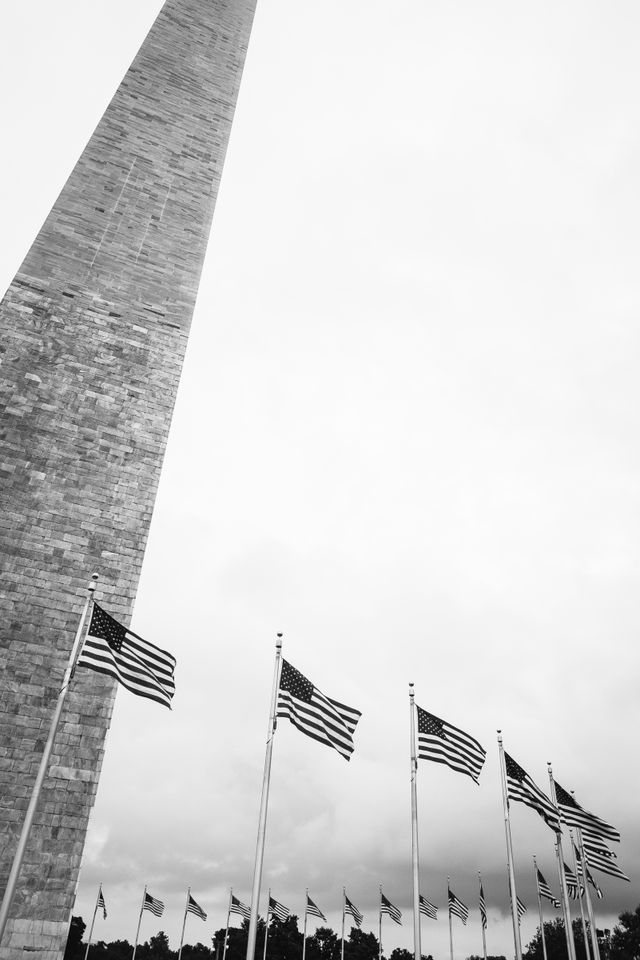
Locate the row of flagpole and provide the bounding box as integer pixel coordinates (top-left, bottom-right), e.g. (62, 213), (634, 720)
(0, 577), (626, 960)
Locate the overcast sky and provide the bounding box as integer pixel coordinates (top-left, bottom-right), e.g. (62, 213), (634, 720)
(1, 2), (639, 957)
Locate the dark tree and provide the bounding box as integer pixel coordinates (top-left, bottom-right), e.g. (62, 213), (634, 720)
(306, 927), (340, 960)
(610, 906), (640, 960)
(181, 944), (214, 960)
(344, 928), (380, 960)
(389, 949), (434, 960)
(212, 918), (267, 960)
(523, 918), (589, 960)
(263, 914), (303, 960)
(64, 916), (86, 960)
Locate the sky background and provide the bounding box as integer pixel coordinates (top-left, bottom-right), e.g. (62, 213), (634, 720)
(1, 1), (639, 957)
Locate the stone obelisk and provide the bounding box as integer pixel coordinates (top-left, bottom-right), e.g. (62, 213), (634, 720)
(0, 2), (256, 957)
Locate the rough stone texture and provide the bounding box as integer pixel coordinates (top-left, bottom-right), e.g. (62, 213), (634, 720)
(0, 1), (256, 957)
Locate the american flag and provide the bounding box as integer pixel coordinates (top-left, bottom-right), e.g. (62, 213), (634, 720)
(478, 884), (487, 930)
(536, 869), (560, 908)
(380, 892), (402, 925)
(416, 706), (486, 783)
(553, 781), (620, 843)
(269, 897), (290, 923)
(583, 847), (630, 882)
(230, 895), (251, 920)
(516, 896), (526, 923)
(306, 895), (326, 921)
(187, 895), (207, 921)
(143, 892), (164, 917)
(419, 895), (437, 920)
(504, 753), (560, 832)
(563, 863), (582, 900)
(77, 603), (176, 708)
(97, 886), (107, 920)
(448, 888), (468, 925)
(344, 894), (363, 927)
(276, 660), (361, 761)
(573, 846), (604, 899)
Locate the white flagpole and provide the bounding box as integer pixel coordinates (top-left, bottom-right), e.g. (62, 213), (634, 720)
(533, 859), (548, 960)
(262, 889), (270, 960)
(447, 878), (454, 960)
(0, 573), (98, 946)
(576, 827), (601, 960)
(223, 889), (233, 960)
(378, 886), (383, 960)
(569, 831), (591, 960)
(478, 873), (487, 960)
(132, 886), (147, 960)
(547, 765), (577, 960)
(246, 635), (283, 960)
(178, 887), (190, 960)
(83, 884), (101, 960)
(496, 732), (522, 960)
(409, 685), (421, 960)
(302, 890), (309, 960)
(341, 888), (346, 960)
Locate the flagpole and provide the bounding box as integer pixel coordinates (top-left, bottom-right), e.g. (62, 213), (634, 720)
(132, 886), (146, 960)
(83, 884), (101, 960)
(569, 831), (591, 960)
(263, 889), (270, 960)
(533, 859), (547, 960)
(447, 878), (454, 960)
(409, 684), (421, 960)
(496, 732), (523, 960)
(341, 888), (346, 960)
(576, 826), (601, 960)
(378, 886), (383, 960)
(0, 573), (98, 946)
(302, 890), (308, 960)
(246, 634), (283, 960)
(223, 889), (233, 960)
(478, 873), (487, 960)
(177, 887), (190, 960)
(547, 765), (577, 960)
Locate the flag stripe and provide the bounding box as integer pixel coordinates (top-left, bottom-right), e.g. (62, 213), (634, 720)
(448, 890), (468, 925)
(505, 753), (560, 832)
(554, 781), (620, 843)
(187, 895), (207, 921)
(380, 893), (402, 925)
(144, 893), (164, 917)
(306, 896), (326, 921)
(269, 898), (290, 923)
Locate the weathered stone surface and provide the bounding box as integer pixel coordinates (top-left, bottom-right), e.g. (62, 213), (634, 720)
(0, 2), (257, 957)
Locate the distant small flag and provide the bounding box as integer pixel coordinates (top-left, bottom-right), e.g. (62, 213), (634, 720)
(77, 603), (176, 708)
(230, 895), (251, 920)
(306, 895), (327, 921)
(479, 884), (487, 930)
(504, 753), (560, 832)
(97, 886), (107, 920)
(516, 896), (526, 923)
(187, 895), (207, 921)
(554, 782), (620, 843)
(563, 863), (582, 900)
(344, 894), (363, 927)
(416, 706), (486, 783)
(380, 892), (402, 925)
(269, 897), (290, 923)
(143, 892), (164, 917)
(448, 888), (468, 925)
(419, 895), (437, 920)
(536, 869), (560, 908)
(277, 660), (361, 761)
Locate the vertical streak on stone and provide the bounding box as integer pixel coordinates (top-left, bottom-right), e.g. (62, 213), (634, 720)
(0, 2), (257, 957)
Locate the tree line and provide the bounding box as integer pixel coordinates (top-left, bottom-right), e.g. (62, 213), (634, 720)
(64, 906), (640, 960)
